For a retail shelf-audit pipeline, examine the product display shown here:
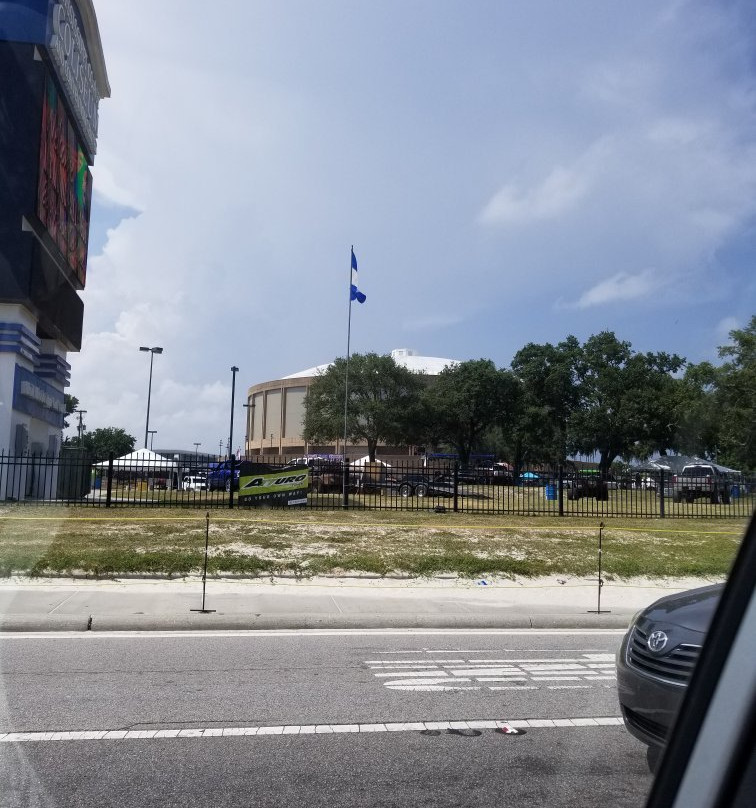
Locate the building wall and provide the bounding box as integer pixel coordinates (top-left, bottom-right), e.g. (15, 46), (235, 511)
(0, 2), (109, 478)
(243, 350), (456, 458)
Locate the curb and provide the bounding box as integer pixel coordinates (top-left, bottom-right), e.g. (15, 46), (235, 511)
(0, 611), (632, 632)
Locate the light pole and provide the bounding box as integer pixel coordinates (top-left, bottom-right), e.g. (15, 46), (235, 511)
(229, 366), (239, 509)
(193, 442), (201, 468)
(148, 430), (157, 450)
(139, 346), (163, 448)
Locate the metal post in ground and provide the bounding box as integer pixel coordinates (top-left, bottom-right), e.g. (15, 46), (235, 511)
(453, 462), (459, 513)
(191, 512), (216, 614)
(105, 452), (114, 508)
(558, 464), (564, 517)
(588, 521), (610, 614)
(659, 470), (665, 518)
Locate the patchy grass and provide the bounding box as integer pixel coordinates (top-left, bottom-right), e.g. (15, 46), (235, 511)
(0, 505), (747, 580)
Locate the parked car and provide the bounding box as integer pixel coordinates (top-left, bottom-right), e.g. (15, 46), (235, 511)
(566, 472), (610, 500)
(182, 474), (207, 491)
(616, 582), (723, 772)
(666, 463), (731, 504)
(206, 460), (240, 492)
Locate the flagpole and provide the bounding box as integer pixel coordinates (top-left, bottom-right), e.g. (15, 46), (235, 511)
(342, 246), (353, 508)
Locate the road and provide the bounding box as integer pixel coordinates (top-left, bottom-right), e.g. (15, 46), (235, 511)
(0, 629), (653, 807)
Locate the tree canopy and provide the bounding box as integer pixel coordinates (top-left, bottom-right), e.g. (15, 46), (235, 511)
(66, 427), (136, 458)
(300, 320), (755, 471)
(302, 353), (424, 461)
(420, 360), (517, 465)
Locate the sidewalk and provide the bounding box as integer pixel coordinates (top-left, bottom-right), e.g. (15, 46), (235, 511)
(0, 574), (721, 631)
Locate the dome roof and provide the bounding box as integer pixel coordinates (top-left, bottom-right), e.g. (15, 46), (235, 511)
(282, 348), (457, 380)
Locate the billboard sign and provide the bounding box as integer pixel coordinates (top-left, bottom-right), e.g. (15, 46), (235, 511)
(37, 73), (92, 287)
(47, 0), (100, 157)
(237, 463), (309, 507)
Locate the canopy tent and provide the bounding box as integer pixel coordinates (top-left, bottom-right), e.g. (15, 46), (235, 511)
(350, 455), (391, 468)
(630, 455), (740, 475)
(93, 449), (178, 471)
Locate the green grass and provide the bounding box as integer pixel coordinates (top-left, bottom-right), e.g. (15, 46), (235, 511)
(0, 504), (747, 580)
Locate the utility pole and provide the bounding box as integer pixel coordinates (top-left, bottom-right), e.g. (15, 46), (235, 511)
(74, 409), (87, 445)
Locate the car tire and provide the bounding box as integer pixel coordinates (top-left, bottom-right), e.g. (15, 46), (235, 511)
(414, 483), (428, 498)
(398, 483), (413, 498)
(673, 491), (682, 503)
(710, 491), (720, 505)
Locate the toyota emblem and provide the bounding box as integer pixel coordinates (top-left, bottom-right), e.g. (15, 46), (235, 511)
(648, 630), (669, 653)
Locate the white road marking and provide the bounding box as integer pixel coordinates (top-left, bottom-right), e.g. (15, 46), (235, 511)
(373, 671), (450, 678)
(489, 686), (538, 691)
(0, 716), (624, 744)
(547, 685), (591, 690)
(366, 650), (619, 692)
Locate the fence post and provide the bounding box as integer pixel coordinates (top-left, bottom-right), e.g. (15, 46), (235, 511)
(659, 470), (665, 519)
(106, 452), (114, 508)
(342, 460), (350, 509)
(558, 465), (564, 517)
(228, 455), (236, 509)
(453, 462), (459, 513)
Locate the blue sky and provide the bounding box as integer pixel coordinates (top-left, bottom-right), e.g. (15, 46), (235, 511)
(70, 0), (756, 452)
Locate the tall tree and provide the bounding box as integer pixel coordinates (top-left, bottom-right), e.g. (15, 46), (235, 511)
(422, 360), (515, 465)
(568, 332), (684, 474)
(715, 315), (756, 470)
(63, 394), (79, 431)
(303, 353), (424, 461)
(510, 336), (582, 468)
(671, 361), (721, 459)
(74, 427), (136, 458)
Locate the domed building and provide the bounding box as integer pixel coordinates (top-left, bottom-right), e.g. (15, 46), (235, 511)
(244, 349), (457, 457)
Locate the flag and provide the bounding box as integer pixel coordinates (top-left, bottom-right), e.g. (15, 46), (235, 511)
(350, 248), (366, 304)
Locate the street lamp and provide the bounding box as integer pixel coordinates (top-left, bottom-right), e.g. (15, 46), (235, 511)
(148, 430), (157, 450)
(139, 346), (163, 448)
(193, 442), (201, 468)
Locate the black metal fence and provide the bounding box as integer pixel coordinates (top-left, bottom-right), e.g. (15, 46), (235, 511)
(1, 451), (754, 519)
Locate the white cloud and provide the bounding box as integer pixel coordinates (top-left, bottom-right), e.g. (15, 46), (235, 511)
(570, 269), (662, 309)
(61, 1), (756, 451)
(479, 166), (591, 226)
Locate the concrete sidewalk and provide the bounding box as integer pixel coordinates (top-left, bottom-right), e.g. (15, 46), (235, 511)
(0, 574), (721, 631)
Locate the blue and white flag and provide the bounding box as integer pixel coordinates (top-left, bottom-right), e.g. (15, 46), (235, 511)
(350, 248), (366, 304)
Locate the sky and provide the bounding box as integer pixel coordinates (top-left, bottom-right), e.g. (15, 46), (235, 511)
(69, 0), (756, 454)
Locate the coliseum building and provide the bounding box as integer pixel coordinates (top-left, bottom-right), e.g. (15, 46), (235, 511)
(244, 349), (456, 457)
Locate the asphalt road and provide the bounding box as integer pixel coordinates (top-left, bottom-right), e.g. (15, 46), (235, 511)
(0, 629), (654, 807)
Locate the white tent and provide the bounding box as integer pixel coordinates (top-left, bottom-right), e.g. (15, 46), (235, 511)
(350, 455), (391, 467)
(93, 449), (178, 471)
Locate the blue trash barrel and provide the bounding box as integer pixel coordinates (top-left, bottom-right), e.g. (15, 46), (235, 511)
(544, 484), (557, 500)
(730, 485), (740, 498)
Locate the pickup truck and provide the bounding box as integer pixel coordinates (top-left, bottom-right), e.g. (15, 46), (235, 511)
(669, 463), (731, 505)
